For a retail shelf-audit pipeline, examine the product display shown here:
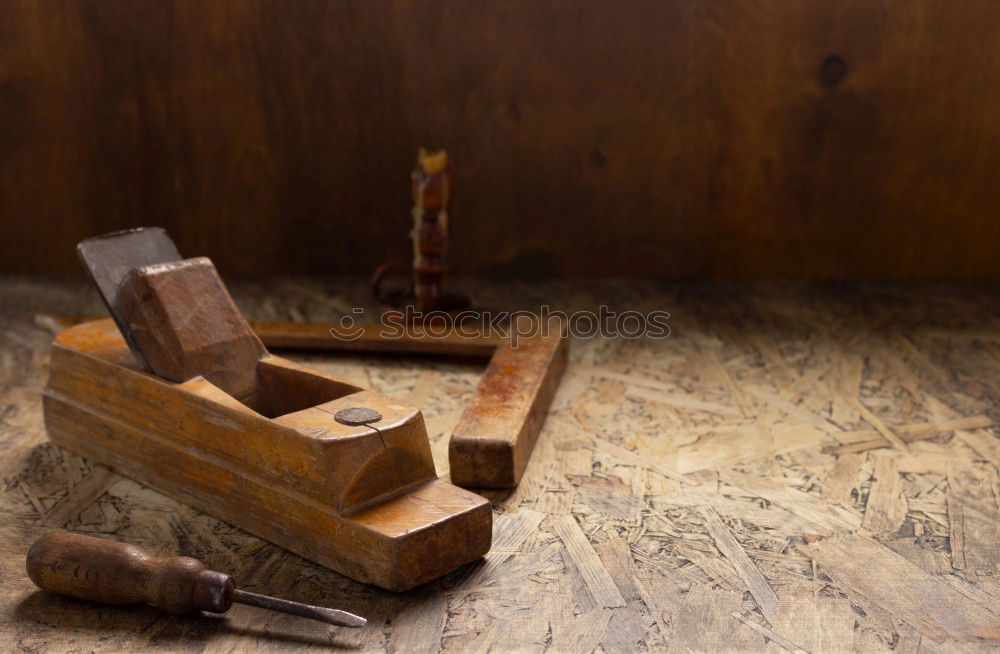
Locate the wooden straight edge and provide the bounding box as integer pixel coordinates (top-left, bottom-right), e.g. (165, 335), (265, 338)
(251, 320), (505, 357)
(449, 333), (569, 488)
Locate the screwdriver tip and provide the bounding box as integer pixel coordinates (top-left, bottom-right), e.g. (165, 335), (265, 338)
(233, 590), (367, 629)
(323, 609), (367, 628)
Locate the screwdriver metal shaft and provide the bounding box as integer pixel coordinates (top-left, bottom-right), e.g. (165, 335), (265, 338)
(234, 590), (366, 628)
(26, 531), (366, 629)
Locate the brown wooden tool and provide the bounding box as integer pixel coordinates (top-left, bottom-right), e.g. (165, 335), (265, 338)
(26, 531), (366, 627)
(447, 320), (568, 488)
(44, 229), (491, 591)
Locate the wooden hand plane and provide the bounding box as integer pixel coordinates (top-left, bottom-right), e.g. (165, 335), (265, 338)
(43, 228), (491, 591)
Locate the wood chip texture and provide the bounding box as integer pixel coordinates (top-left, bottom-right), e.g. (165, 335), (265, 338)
(1, 278), (998, 652)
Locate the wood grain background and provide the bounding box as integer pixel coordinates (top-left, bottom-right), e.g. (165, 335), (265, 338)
(1, 1), (999, 278)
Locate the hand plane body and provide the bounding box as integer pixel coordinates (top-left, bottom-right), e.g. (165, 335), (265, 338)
(43, 229), (491, 591)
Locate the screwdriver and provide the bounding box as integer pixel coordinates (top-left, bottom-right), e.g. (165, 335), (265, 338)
(25, 531), (366, 628)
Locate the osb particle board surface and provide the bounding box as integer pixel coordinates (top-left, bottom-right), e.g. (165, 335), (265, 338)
(0, 277), (998, 653)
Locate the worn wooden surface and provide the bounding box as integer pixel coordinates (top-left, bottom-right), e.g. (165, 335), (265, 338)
(450, 328), (568, 488)
(3, 2), (1000, 279)
(1, 277), (999, 652)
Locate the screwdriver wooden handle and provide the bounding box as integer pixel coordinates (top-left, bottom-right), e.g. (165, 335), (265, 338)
(26, 531), (236, 614)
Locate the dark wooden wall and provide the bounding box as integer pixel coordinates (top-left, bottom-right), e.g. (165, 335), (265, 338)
(2, 1), (999, 278)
